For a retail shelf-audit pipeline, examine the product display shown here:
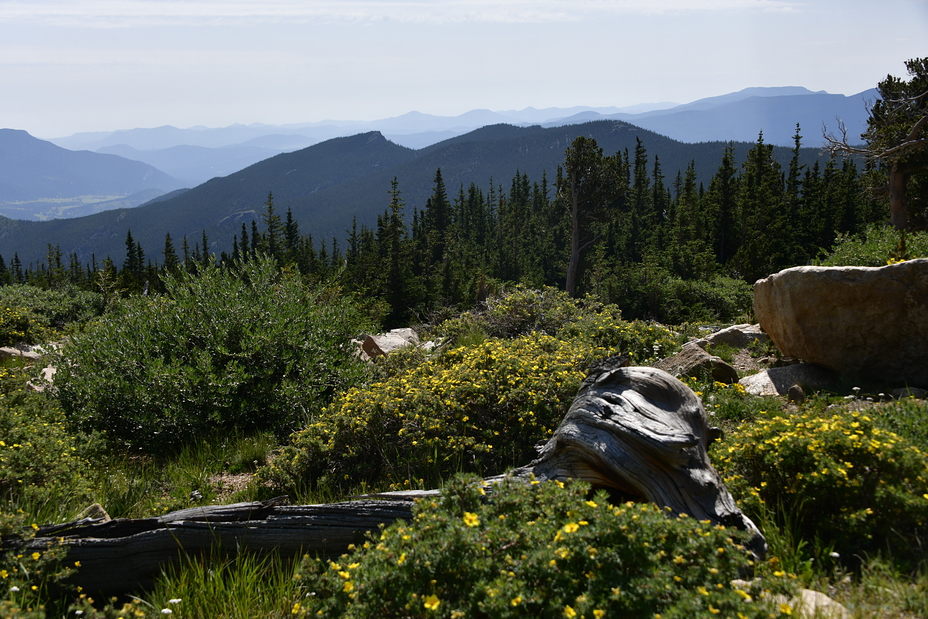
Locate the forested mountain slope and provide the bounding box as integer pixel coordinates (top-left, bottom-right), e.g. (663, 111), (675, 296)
(2, 121), (829, 266)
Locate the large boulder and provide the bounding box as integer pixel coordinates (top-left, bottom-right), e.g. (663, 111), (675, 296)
(753, 259), (928, 387)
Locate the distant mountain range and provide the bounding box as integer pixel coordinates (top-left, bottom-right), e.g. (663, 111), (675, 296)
(0, 85), (878, 265)
(0, 128), (183, 221)
(2, 119), (836, 267)
(42, 87), (876, 187)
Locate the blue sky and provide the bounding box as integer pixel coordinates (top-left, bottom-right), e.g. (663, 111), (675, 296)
(2, 0), (927, 138)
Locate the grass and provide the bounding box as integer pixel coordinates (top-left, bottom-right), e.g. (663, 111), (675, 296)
(90, 432), (278, 519)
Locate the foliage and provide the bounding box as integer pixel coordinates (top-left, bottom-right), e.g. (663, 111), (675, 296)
(817, 223), (928, 266)
(873, 395), (928, 453)
(291, 475), (796, 618)
(69, 551), (302, 619)
(0, 306), (47, 348)
(715, 407), (928, 570)
(0, 284), (103, 330)
(54, 257), (374, 453)
(93, 433), (274, 520)
(434, 286), (683, 356)
(259, 309), (679, 495)
(592, 263), (754, 324)
(0, 511), (73, 619)
(0, 361), (95, 517)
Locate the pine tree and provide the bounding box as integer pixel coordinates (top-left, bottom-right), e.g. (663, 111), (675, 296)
(261, 192), (283, 259)
(162, 233), (180, 274)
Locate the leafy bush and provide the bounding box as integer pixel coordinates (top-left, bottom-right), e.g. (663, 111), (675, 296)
(0, 362), (94, 515)
(434, 286), (609, 341)
(0, 510), (73, 619)
(597, 264), (753, 324)
(54, 258), (373, 453)
(817, 224), (928, 267)
(873, 396), (928, 453)
(0, 284), (103, 332)
(292, 475), (796, 618)
(715, 408), (928, 569)
(0, 306), (46, 348)
(259, 317), (679, 495)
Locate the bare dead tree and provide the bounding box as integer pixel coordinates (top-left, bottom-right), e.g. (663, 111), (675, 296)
(823, 81), (928, 230)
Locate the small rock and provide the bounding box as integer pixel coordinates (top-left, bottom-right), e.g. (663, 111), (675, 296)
(786, 383), (806, 404)
(704, 323), (769, 349)
(654, 345), (739, 384)
(739, 364), (838, 397)
(0, 345), (43, 361)
(361, 328), (421, 359)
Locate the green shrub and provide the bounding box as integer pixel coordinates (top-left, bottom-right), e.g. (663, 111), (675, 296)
(260, 334), (592, 494)
(260, 316), (678, 495)
(0, 362), (94, 517)
(54, 258), (374, 453)
(292, 475), (796, 618)
(0, 284), (103, 332)
(434, 286), (604, 342)
(817, 224), (928, 267)
(0, 510), (73, 619)
(871, 396), (928, 454)
(598, 264), (753, 324)
(715, 408), (928, 569)
(0, 306), (46, 347)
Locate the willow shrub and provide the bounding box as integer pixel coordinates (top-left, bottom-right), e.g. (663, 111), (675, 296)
(817, 224), (928, 267)
(715, 408), (928, 569)
(292, 475), (796, 619)
(54, 258), (373, 453)
(259, 316), (679, 495)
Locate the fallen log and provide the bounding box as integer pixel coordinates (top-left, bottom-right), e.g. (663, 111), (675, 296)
(16, 499), (416, 595)
(9, 365), (763, 595)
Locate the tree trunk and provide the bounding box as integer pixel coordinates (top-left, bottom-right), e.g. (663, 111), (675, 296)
(8, 366), (762, 596)
(565, 173), (582, 297)
(889, 160), (910, 230)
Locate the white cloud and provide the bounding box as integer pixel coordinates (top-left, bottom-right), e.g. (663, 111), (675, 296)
(0, 0), (798, 27)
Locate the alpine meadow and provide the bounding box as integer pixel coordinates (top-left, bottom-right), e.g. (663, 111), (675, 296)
(1, 58), (928, 619)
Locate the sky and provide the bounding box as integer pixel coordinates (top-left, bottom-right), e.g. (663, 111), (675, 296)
(2, 0), (927, 139)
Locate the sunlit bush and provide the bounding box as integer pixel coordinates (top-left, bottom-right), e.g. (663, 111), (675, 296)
(0, 284), (103, 347)
(260, 313), (679, 494)
(292, 475), (796, 618)
(817, 223), (928, 267)
(715, 408), (928, 569)
(0, 363), (94, 512)
(54, 257), (373, 453)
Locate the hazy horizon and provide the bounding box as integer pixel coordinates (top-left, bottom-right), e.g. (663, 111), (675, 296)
(3, 0), (926, 139)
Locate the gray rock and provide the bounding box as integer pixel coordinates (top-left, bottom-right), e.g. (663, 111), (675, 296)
(786, 383), (806, 404)
(654, 345), (739, 384)
(754, 259), (928, 387)
(361, 328), (421, 359)
(704, 323), (769, 349)
(0, 345), (43, 361)
(739, 363), (838, 397)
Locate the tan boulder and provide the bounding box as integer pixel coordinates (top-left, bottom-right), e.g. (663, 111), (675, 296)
(753, 259), (928, 387)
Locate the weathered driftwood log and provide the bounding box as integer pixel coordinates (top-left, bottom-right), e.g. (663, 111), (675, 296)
(503, 365), (765, 557)
(16, 500), (415, 595)
(11, 366), (762, 595)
